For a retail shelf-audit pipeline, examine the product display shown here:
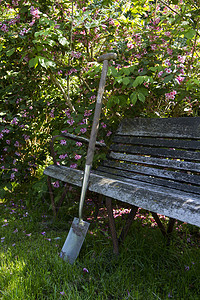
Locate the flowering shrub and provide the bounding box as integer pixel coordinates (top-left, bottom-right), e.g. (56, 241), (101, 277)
(0, 0), (199, 196)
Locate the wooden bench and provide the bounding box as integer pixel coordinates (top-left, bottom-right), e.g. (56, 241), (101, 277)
(44, 117), (200, 254)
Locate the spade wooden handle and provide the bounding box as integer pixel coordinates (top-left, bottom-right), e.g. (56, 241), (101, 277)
(97, 52), (117, 63)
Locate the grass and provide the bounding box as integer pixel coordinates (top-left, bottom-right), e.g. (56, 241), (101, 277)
(1, 191), (200, 300)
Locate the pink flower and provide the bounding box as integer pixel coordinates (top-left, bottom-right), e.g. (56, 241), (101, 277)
(106, 131), (112, 137)
(11, 117), (18, 125)
(71, 51), (82, 58)
(59, 154), (67, 160)
(29, 18), (36, 26)
(60, 292), (65, 295)
(30, 6), (40, 19)
(150, 44), (157, 50)
(23, 135), (30, 141)
(158, 71), (163, 78)
(76, 142), (82, 146)
(176, 76), (185, 84)
(127, 41), (134, 49)
(67, 119), (74, 125)
(153, 17), (160, 25)
(1, 24), (8, 32)
(60, 140), (67, 145)
(165, 31), (171, 37)
(167, 48), (173, 55)
(177, 55), (186, 63)
(52, 181), (59, 188)
(10, 173), (15, 180)
(70, 163), (77, 169)
(83, 267), (89, 273)
(165, 68), (172, 74)
(2, 129), (10, 133)
(165, 90), (177, 100)
(164, 59), (171, 67)
(101, 122), (107, 128)
(80, 128), (87, 134)
(74, 154), (82, 160)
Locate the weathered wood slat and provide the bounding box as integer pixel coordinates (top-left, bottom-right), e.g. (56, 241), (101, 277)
(100, 160), (200, 186)
(117, 117), (200, 139)
(44, 165), (200, 228)
(109, 152), (200, 172)
(44, 116), (200, 242)
(110, 144), (200, 161)
(96, 166), (200, 195)
(113, 136), (200, 150)
(44, 165), (84, 187)
(89, 171), (200, 228)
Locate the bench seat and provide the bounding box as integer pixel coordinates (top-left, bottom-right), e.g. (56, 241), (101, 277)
(44, 164), (200, 228)
(44, 117), (200, 253)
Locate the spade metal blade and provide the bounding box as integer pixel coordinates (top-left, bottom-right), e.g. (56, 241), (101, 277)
(60, 217), (90, 264)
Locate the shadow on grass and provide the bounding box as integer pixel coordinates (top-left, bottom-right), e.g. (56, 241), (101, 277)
(1, 195), (200, 300)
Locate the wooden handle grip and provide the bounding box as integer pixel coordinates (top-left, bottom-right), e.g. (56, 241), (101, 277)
(97, 53), (117, 63)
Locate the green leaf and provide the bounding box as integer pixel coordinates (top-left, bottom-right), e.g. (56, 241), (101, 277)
(58, 37), (69, 46)
(121, 67), (130, 75)
(35, 31), (45, 38)
(38, 57), (56, 68)
(122, 77), (130, 85)
(163, 74), (173, 83)
(110, 66), (118, 77)
(29, 57), (39, 68)
(0, 44), (3, 52)
(130, 92), (137, 105)
(184, 29), (196, 39)
(132, 76), (144, 88)
(107, 96), (119, 108)
(6, 48), (15, 57)
(138, 92), (145, 102)
(114, 76), (123, 84)
(44, 39), (56, 47)
(137, 87), (149, 96)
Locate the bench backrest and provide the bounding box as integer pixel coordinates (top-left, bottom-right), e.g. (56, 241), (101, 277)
(97, 117), (200, 195)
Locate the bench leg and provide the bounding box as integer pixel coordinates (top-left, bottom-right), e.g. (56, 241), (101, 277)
(105, 197), (119, 255)
(151, 212), (167, 237)
(47, 176), (68, 218)
(151, 212), (176, 244)
(167, 218), (176, 234)
(119, 205), (138, 243)
(166, 218), (176, 245)
(47, 176), (57, 218)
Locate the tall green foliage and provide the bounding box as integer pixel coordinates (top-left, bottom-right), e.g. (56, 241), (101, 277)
(0, 0), (199, 194)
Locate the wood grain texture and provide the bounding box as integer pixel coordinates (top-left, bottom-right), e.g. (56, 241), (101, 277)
(117, 117), (200, 139)
(44, 165), (200, 228)
(44, 117), (200, 229)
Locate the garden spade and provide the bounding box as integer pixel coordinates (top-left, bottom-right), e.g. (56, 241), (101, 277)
(60, 53), (117, 264)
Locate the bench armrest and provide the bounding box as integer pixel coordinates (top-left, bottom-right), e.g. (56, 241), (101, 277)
(50, 133), (107, 165)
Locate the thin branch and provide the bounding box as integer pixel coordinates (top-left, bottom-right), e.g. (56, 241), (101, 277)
(158, 0), (181, 16)
(159, 0), (200, 37)
(49, 71), (75, 112)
